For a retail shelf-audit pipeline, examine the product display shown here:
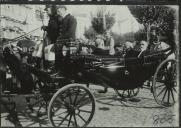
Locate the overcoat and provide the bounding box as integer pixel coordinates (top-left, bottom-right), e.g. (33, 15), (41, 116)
(60, 14), (77, 40)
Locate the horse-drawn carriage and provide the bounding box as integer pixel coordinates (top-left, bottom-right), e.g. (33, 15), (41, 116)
(0, 39), (178, 127)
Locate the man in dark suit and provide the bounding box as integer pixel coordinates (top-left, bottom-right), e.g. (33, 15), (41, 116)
(57, 5), (77, 40)
(123, 41), (139, 58)
(54, 5), (77, 71)
(41, 5), (63, 70)
(123, 40), (149, 58)
(42, 5), (61, 44)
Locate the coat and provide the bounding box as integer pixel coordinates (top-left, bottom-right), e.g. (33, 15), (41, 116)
(104, 37), (115, 55)
(60, 14), (77, 40)
(124, 49), (140, 58)
(45, 15), (60, 43)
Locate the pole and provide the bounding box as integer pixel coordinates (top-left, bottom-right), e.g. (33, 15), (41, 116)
(147, 23), (150, 44)
(3, 27), (41, 45)
(39, 8), (46, 69)
(102, 6), (106, 32)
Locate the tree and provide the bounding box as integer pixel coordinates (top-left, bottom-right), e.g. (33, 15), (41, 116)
(84, 26), (96, 40)
(112, 32), (137, 46)
(91, 9), (115, 34)
(134, 29), (147, 42)
(128, 5), (176, 47)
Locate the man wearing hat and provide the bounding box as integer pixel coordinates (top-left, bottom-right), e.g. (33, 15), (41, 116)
(41, 5), (63, 70)
(42, 5), (62, 44)
(56, 5), (77, 40)
(54, 5), (77, 71)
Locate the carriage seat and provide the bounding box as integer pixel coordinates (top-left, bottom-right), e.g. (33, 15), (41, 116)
(143, 50), (166, 65)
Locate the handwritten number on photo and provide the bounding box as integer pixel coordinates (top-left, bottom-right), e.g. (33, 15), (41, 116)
(153, 114), (175, 125)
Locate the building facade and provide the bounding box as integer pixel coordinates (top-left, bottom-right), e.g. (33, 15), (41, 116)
(0, 5), (47, 44)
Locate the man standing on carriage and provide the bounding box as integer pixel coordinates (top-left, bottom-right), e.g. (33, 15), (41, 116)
(55, 5), (77, 71)
(40, 5), (63, 70)
(42, 5), (61, 45)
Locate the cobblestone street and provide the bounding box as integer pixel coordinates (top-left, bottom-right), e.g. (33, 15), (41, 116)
(1, 85), (179, 127)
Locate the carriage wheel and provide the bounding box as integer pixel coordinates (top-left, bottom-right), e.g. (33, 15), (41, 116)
(153, 59), (177, 107)
(114, 88), (140, 98)
(48, 84), (95, 127)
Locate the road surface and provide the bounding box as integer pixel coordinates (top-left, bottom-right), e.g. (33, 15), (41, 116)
(1, 84), (179, 127)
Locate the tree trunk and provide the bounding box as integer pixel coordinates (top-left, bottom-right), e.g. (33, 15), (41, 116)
(103, 9), (106, 32)
(147, 23), (151, 44)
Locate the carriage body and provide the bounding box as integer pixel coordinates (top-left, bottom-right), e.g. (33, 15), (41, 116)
(0, 42), (177, 127)
(58, 43), (167, 90)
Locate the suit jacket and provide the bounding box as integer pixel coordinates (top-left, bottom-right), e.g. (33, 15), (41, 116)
(124, 49), (140, 58)
(60, 14), (77, 40)
(46, 15), (60, 43)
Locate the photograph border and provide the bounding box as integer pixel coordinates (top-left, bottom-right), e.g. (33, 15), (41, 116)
(0, 0), (180, 128)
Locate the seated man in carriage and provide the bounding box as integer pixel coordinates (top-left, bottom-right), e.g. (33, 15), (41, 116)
(122, 41), (137, 58)
(91, 35), (109, 56)
(137, 40), (149, 58)
(91, 31), (115, 56)
(123, 40), (149, 59)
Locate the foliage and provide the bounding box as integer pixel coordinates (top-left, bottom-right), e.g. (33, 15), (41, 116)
(91, 9), (116, 34)
(134, 29), (147, 41)
(128, 5), (175, 31)
(84, 27), (96, 40)
(112, 32), (136, 46)
(128, 5), (176, 46)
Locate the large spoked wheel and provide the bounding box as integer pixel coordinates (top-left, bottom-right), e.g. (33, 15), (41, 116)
(48, 84), (95, 127)
(153, 59), (177, 107)
(115, 88), (140, 98)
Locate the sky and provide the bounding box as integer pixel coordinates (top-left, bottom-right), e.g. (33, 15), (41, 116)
(0, 5), (142, 40)
(2, 5), (177, 40)
(36, 5), (179, 39)
(65, 5), (141, 38)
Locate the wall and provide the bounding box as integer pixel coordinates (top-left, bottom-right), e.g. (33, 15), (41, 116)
(0, 5), (47, 41)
